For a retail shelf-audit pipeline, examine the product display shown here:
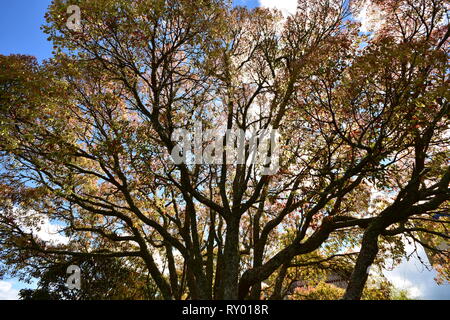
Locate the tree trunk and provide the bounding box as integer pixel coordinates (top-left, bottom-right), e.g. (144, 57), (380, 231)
(222, 217), (240, 299)
(342, 230), (380, 300)
(270, 264), (288, 300)
(214, 249), (224, 299)
(248, 243), (264, 299)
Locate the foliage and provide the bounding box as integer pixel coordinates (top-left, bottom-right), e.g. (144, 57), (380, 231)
(19, 257), (159, 300)
(290, 282), (345, 300)
(0, 0), (448, 300)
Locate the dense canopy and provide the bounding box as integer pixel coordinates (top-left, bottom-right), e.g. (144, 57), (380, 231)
(0, 0), (448, 300)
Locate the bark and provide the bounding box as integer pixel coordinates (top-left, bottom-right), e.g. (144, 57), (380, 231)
(270, 264), (288, 300)
(140, 247), (174, 300)
(342, 229), (380, 300)
(249, 234), (264, 299)
(213, 216), (225, 300)
(205, 210), (216, 298)
(186, 264), (199, 300)
(213, 249), (224, 300)
(248, 185), (268, 300)
(222, 216), (240, 299)
(165, 244), (179, 299)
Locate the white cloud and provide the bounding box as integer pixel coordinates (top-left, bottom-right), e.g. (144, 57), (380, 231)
(33, 216), (69, 245)
(387, 274), (422, 299)
(0, 281), (19, 300)
(384, 243), (450, 299)
(353, 0), (385, 33)
(13, 208), (69, 245)
(259, 0), (298, 16)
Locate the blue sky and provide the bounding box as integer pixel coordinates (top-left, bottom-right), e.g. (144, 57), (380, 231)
(0, 0), (448, 300)
(0, 0), (53, 62)
(0, 0), (260, 62)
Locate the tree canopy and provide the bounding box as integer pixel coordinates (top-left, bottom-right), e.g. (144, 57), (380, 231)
(0, 0), (448, 300)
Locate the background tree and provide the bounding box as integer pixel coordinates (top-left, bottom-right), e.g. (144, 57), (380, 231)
(19, 256), (159, 300)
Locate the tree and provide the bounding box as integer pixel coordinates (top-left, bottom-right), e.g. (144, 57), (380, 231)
(19, 256), (159, 300)
(0, 0), (448, 300)
(342, 0), (450, 299)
